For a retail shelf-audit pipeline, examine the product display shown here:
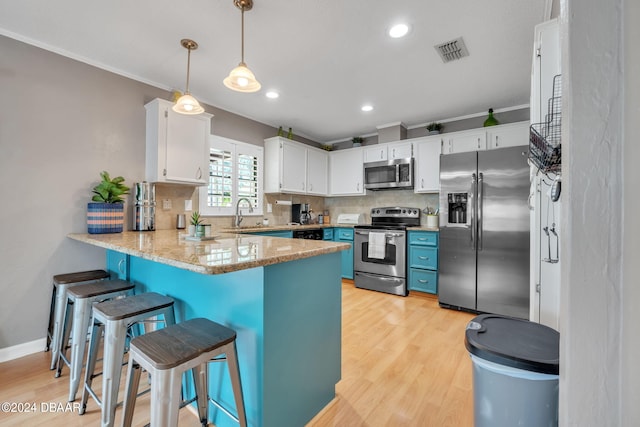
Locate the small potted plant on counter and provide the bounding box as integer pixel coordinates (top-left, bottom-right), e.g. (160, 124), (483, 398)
(426, 122), (443, 135)
(190, 211), (204, 237)
(87, 171), (129, 234)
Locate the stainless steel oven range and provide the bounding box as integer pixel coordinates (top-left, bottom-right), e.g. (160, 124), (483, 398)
(354, 207), (420, 296)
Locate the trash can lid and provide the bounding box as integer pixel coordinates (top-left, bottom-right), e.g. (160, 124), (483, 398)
(465, 314), (559, 375)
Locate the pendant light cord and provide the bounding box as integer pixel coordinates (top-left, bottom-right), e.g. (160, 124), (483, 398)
(240, 5), (245, 64)
(185, 46), (192, 94)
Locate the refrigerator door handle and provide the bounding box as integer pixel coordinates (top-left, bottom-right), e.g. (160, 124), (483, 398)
(471, 173), (477, 249)
(478, 172), (484, 251)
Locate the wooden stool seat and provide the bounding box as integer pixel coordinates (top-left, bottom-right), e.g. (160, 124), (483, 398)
(56, 279), (135, 403)
(53, 270), (110, 285)
(80, 292), (175, 427)
(130, 317), (236, 370)
(66, 279), (134, 300)
(91, 291), (174, 321)
(47, 269), (109, 369)
(122, 318), (247, 427)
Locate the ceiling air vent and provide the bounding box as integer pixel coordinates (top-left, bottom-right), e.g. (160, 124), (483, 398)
(435, 37), (469, 63)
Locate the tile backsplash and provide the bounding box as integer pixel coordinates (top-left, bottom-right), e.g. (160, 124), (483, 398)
(150, 184), (438, 230)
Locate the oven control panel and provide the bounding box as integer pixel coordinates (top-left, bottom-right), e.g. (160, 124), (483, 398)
(370, 207), (420, 219)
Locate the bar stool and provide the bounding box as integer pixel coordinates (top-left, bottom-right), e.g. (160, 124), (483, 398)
(79, 292), (175, 427)
(56, 279), (135, 402)
(47, 269), (110, 370)
(121, 317), (247, 427)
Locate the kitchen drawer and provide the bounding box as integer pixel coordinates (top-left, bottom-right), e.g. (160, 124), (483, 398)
(323, 228), (334, 240)
(335, 228), (354, 241)
(409, 268), (438, 294)
(408, 231), (438, 247)
(409, 246), (438, 270)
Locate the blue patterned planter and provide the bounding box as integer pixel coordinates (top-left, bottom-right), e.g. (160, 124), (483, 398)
(87, 202), (124, 234)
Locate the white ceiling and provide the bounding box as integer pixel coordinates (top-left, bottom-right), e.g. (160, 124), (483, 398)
(0, 0), (549, 143)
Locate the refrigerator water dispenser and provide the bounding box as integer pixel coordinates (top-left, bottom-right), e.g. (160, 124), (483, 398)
(447, 193), (468, 224)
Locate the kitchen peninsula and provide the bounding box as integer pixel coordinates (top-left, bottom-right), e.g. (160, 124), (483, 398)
(68, 230), (349, 427)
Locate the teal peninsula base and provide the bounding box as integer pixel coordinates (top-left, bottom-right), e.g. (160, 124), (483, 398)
(106, 249), (342, 427)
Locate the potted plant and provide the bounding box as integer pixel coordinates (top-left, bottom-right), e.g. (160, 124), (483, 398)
(351, 136), (364, 147)
(190, 211), (204, 237)
(87, 171), (129, 234)
(426, 122), (443, 135)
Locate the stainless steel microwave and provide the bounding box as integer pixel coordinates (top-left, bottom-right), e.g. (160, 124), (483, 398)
(363, 157), (414, 190)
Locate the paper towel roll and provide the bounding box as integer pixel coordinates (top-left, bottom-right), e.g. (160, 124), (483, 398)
(275, 200), (292, 206)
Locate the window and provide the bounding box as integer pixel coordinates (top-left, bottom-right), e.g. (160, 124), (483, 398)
(199, 136), (263, 216)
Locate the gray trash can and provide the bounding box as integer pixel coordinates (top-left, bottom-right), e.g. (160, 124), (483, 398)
(465, 314), (559, 427)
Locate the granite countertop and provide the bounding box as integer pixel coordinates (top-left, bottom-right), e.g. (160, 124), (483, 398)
(68, 230), (350, 275)
(220, 224), (439, 232)
(219, 223), (353, 232)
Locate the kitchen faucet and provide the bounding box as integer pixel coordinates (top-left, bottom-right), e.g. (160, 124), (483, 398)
(234, 198), (253, 227)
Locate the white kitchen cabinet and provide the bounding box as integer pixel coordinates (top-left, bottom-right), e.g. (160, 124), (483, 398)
(486, 122), (529, 149)
(263, 137), (328, 195)
(363, 141), (413, 163)
(414, 135), (442, 193)
(329, 147), (364, 196)
(389, 141), (413, 159)
(364, 146), (387, 163)
(145, 98), (212, 185)
(306, 148), (329, 195)
(442, 129), (486, 154)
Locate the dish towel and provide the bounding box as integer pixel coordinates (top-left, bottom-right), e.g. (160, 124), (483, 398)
(368, 232), (387, 259)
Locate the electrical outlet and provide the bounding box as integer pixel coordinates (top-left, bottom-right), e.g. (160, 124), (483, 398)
(185, 200), (193, 211)
(162, 199), (172, 210)
(267, 203), (272, 213)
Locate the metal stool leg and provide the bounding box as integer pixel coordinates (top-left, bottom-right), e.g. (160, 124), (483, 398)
(55, 299), (74, 377)
(223, 341), (248, 427)
(150, 368), (183, 427)
(67, 297), (93, 402)
(192, 364), (209, 427)
(79, 321), (104, 415)
(121, 359), (143, 427)
(100, 318), (128, 427)
(50, 283), (71, 370)
(45, 284), (57, 352)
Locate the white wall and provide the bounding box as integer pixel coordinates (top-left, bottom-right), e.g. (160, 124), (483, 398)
(560, 0), (639, 424)
(0, 35), (279, 355)
(622, 1), (640, 424)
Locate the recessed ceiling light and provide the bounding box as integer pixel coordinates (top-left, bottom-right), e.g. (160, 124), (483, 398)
(389, 23), (409, 38)
(361, 105), (374, 112)
(266, 91), (279, 99)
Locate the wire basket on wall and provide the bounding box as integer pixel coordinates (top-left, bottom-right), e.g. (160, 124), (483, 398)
(530, 74), (562, 174)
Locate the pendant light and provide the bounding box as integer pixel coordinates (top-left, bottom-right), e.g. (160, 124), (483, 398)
(173, 39), (205, 115)
(224, 0), (261, 92)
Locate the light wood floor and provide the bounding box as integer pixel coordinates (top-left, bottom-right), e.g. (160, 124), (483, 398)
(0, 281), (475, 426)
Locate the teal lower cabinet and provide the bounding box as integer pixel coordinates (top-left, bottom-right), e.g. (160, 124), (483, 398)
(408, 230), (439, 294)
(333, 227), (354, 279)
(323, 228), (334, 241)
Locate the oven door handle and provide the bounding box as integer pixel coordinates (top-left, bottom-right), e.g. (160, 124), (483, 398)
(355, 230), (403, 238)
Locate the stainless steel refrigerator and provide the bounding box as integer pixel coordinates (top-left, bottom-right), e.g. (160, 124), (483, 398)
(438, 146), (530, 319)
